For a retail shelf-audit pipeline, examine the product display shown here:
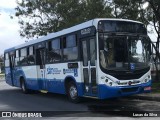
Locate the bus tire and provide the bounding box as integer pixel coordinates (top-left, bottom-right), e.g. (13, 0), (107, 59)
(67, 81), (80, 103)
(21, 78), (29, 94)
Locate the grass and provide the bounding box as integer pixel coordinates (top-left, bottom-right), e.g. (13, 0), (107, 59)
(152, 82), (160, 87)
(151, 71), (160, 93)
(152, 82), (160, 93)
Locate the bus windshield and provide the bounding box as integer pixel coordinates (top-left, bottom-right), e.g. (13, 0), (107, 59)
(99, 34), (151, 70)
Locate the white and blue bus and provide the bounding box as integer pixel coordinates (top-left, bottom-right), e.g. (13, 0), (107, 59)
(4, 18), (152, 102)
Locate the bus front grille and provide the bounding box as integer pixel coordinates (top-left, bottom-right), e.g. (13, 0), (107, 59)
(108, 67), (150, 80)
(121, 87), (139, 93)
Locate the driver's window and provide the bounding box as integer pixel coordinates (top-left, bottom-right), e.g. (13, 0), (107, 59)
(100, 39), (114, 68)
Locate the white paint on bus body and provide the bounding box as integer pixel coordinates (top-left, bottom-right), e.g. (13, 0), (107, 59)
(21, 62), (82, 83)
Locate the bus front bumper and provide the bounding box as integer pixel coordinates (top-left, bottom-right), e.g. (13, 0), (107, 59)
(98, 80), (152, 99)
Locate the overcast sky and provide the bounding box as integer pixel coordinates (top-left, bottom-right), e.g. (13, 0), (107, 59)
(0, 0), (26, 55)
(0, 0), (158, 55)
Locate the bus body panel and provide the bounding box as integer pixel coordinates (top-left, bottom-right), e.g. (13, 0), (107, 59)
(7, 62), (85, 96)
(45, 62), (82, 94)
(5, 67), (13, 86)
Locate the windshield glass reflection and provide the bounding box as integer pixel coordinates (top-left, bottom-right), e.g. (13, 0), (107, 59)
(99, 34), (150, 70)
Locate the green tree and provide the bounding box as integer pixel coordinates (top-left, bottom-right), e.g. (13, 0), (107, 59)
(147, 0), (160, 53)
(83, 0), (112, 20)
(146, 0), (160, 80)
(15, 0), (112, 38)
(112, 0), (151, 25)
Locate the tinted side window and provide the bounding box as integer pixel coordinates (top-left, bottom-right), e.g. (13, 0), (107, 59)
(20, 48), (27, 57)
(63, 47), (78, 61)
(52, 39), (60, 50)
(90, 39), (96, 66)
(5, 53), (9, 67)
(47, 39), (62, 63)
(28, 46), (35, 65)
(63, 35), (78, 61)
(29, 46), (34, 55)
(5, 53), (9, 60)
(19, 48), (27, 65)
(15, 50), (19, 66)
(66, 35), (76, 48)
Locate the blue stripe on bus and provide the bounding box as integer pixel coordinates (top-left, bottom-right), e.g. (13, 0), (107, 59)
(5, 67), (85, 97)
(24, 78), (151, 99)
(25, 78), (84, 96)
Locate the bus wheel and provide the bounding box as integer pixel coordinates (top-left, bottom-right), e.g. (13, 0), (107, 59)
(21, 79), (28, 94)
(67, 81), (80, 103)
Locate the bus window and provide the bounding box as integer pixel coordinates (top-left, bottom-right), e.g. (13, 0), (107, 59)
(5, 53), (10, 67)
(63, 35), (78, 61)
(47, 38), (62, 63)
(66, 35), (77, 47)
(5, 53), (9, 60)
(29, 46), (34, 55)
(19, 48), (28, 65)
(90, 39), (96, 66)
(82, 40), (88, 66)
(28, 46), (35, 65)
(52, 39), (60, 50)
(15, 50), (19, 66)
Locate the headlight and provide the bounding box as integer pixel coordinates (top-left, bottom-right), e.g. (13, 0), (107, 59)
(143, 75), (151, 83)
(104, 76), (117, 86)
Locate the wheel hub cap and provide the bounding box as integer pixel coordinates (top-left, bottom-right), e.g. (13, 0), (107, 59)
(70, 86), (77, 99)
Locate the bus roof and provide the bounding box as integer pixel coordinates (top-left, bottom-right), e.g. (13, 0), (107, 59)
(4, 18), (143, 53)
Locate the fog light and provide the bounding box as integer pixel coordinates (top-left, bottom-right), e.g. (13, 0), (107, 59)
(105, 79), (108, 83)
(85, 86), (89, 92)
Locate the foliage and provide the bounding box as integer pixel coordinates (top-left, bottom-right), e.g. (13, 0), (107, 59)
(15, 0), (159, 38)
(15, 0), (112, 38)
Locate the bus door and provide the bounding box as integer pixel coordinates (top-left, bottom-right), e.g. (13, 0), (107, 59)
(36, 48), (46, 90)
(9, 52), (15, 86)
(81, 37), (98, 96)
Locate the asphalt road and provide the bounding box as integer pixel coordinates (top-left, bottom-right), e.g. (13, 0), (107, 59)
(0, 79), (160, 118)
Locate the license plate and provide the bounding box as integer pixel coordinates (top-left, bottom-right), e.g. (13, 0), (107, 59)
(144, 86), (151, 91)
